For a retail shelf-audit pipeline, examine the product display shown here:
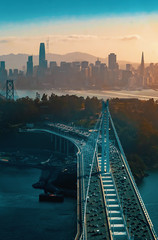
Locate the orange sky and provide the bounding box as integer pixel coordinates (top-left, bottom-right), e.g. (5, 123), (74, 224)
(1, 14), (158, 62)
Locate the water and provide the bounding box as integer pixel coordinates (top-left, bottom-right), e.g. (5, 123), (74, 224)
(3, 88), (158, 100)
(0, 166), (76, 240)
(0, 157), (158, 239)
(67, 89), (158, 101)
(1, 168), (157, 239)
(138, 171), (158, 234)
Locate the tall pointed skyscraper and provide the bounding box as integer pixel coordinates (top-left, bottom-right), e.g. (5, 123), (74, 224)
(39, 43), (47, 70)
(139, 52), (145, 87)
(140, 52), (144, 76)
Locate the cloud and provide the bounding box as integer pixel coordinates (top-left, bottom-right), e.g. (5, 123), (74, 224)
(51, 34), (99, 42)
(67, 34), (98, 40)
(0, 37), (17, 44)
(101, 34), (141, 41)
(119, 34), (141, 41)
(0, 39), (9, 43)
(0, 34), (141, 45)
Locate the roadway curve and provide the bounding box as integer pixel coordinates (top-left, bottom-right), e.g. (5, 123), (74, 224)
(24, 128), (83, 240)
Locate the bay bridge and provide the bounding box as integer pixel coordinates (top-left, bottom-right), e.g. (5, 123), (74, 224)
(1, 78), (157, 239)
(0, 79), (22, 100)
(24, 100), (157, 240)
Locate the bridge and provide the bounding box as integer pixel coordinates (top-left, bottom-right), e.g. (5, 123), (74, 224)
(23, 100), (157, 240)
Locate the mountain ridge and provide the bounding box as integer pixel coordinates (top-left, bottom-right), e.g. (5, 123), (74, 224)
(0, 52), (140, 70)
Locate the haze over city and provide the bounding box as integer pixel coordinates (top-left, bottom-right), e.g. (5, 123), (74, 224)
(1, 1), (158, 62)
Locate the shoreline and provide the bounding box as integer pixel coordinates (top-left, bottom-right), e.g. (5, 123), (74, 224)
(3, 88), (158, 101)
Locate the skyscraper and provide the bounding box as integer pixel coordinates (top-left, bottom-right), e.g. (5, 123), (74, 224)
(0, 61), (5, 70)
(39, 43), (47, 70)
(126, 64), (131, 71)
(0, 61), (7, 82)
(26, 56), (33, 76)
(9, 69), (13, 77)
(140, 52), (144, 76)
(81, 61), (88, 69)
(139, 52), (145, 87)
(108, 53), (118, 70)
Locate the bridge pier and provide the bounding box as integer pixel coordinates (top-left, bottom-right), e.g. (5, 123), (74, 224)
(66, 140), (69, 156)
(63, 138), (66, 153)
(59, 137), (62, 152)
(54, 134), (57, 151)
(50, 134), (76, 156)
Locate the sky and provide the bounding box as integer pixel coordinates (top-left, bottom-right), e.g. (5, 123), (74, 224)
(1, 0), (158, 62)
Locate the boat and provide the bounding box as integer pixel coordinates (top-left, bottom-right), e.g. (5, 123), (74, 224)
(39, 193), (64, 202)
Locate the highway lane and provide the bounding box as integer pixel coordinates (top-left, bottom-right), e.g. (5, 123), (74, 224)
(110, 144), (156, 239)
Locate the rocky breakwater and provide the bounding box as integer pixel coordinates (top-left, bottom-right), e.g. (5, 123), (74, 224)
(32, 156), (77, 198)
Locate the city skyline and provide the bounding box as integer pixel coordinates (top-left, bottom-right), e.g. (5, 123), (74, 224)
(1, 0), (158, 62)
(1, 42), (157, 91)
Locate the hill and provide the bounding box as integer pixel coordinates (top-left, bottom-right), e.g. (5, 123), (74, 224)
(0, 52), (140, 70)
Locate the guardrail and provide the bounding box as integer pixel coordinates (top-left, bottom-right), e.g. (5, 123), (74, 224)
(75, 147), (83, 240)
(109, 110), (158, 240)
(80, 114), (102, 240)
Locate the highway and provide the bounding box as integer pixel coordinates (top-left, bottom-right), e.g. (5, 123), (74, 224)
(110, 144), (157, 239)
(21, 112), (158, 240)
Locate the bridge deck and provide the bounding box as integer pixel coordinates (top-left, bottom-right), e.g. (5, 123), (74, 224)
(98, 156), (128, 240)
(86, 160), (111, 240)
(110, 145), (155, 239)
(24, 122), (157, 240)
(44, 123), (157, 239)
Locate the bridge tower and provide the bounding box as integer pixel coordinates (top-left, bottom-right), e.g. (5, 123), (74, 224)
(6, 80), (14, 100)
(101, 100), (110, 173)
(101, 101), (105, 173)
(105, 100), (110, 173)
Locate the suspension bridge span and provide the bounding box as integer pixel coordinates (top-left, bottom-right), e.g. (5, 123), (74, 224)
(24, 100), (157, 240)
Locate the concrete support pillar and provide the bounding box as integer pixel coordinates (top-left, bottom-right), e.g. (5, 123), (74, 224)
(54, 135), (57, 151)
(63, 139), (66, 154)
(59, 137), (62, 152)
(67, 140), (69, 156)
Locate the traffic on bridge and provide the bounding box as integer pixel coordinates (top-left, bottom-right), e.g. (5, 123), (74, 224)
(23, 100), (157, 240)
